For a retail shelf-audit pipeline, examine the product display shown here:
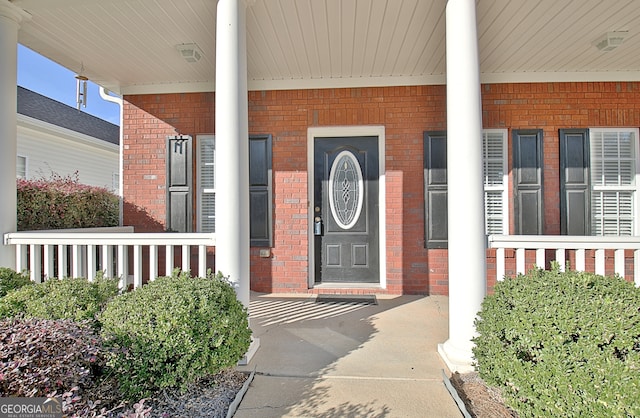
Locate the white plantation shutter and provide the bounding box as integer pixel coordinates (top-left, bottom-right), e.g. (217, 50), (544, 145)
(590, 128), (639, 236)
(483, 129), (508, 234)
(198, 135), (216, 232)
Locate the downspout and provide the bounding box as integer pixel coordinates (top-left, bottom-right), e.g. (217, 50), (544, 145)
(99, 87), (124, 226)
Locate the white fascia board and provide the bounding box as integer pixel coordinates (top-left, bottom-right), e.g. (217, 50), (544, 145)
(118, 71), (640, 96)
(481, 71), (640, 84)
(17, 114), (118, 153)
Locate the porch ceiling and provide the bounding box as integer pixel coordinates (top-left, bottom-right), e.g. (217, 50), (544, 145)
(12, 0), (640, 95)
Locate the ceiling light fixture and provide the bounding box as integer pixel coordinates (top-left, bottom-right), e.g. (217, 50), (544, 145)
(593, 31), (628, 52)
(176, 43), (204, 63)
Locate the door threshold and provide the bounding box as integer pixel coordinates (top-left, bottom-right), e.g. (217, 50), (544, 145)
(313, 282), (382, 289)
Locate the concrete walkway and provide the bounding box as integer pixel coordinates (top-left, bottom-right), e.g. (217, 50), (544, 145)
(235, 293), (462, 417)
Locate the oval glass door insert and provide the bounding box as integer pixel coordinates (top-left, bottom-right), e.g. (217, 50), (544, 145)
(328, 150), (364, 229)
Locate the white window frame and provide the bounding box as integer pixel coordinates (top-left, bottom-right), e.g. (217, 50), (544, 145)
(483, 129), (509, 235)
(589, 127), (640, 236)
(196, 135), (216, 232)
(16, 155), (27, 179)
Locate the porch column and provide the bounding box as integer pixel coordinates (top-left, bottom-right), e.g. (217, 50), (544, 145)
(0, 2), (29, 269)
(438, 0), (487, 372)
(215, 0), (250, 308)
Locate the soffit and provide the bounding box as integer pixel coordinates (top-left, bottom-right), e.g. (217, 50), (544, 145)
(12, 0), (640, 95)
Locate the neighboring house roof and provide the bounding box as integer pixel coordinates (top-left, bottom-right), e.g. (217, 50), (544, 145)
(17, 86), (119, 146)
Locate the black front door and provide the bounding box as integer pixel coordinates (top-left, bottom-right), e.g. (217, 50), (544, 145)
(314, 136), (379, 283)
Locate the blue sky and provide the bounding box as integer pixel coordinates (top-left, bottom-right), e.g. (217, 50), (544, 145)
(17, 45), (120, 125)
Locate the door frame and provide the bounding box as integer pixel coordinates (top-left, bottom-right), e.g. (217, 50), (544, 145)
(307, 126), (386, 288)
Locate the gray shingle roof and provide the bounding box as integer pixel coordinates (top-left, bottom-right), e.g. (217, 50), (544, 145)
(17, 86), (119, 146)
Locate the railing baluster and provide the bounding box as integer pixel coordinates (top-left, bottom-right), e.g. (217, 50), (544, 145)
(102, 245), (113, 277)
(516, 248), (525, 275)
(149, 245), (158, 281)
(614, 249), (625, 278)
(72, 244), (81, 278)
(166, 245), (173, 275)
(536, 248), (545, 269)
(87, 244), (96, 281)
(29, 244), (42, 283)
(58, 244), (66, 279)
(15, 244), (26, 275)
(576, 249), (586, 271)
(556, 248), (565, 271)
(198, 245), (207, 277)
(634, 249), (640, 287)
(43, 245), (54, 280)
(117, 244), (127, 289)
(595, 249), (605, 276)
(182, 245), (190, 273)
(133, 245), (142, 288)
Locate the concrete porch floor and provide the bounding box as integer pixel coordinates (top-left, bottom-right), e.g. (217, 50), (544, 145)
(235, 292), (462, 417)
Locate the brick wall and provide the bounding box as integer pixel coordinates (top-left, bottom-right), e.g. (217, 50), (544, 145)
(122, 82), (640, 295)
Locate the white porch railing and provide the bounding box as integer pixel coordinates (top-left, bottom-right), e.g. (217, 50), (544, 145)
(488, 235), (640, 286)
(3, 227), (216, 289)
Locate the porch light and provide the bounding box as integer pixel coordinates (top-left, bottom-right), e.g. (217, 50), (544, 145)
(593, 31), (628, 52)
(176, 43), (203, 63)
(75, 63), (88, 110)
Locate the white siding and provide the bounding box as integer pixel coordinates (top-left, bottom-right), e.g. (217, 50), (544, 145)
(17, 116), (119, 191)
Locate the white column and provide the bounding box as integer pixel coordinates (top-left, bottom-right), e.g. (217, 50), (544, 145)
(215, 0), (250, 308)
(0, 2), (29, 269)
(438, 0), (487, 373)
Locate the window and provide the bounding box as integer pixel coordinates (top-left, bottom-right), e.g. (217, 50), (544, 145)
(197, 134), (273, 246)
(424, 129), (508, 248)
(561, 128), (640, 236)
(16, 155), (26, 179)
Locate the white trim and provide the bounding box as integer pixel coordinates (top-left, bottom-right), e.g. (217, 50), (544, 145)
(16, 154), (27, 179)
(117, 71), (640, 96)
(307, 126), (386, 289)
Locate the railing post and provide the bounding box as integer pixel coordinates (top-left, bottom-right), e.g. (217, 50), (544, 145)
(556, 248), (565, 271)
(535, 248), (545, 269)
(102, 245), (114, 277)
(575, 249), (586, 271)
(634, 249), (640, 287)
(516, 248), (525, 275)
(72, 244), (81, 278)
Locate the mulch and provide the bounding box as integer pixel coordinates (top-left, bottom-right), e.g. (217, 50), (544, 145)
(449, 372), (518, 418)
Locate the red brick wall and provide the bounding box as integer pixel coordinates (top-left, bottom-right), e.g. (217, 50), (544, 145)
(122, 82), (640, 295)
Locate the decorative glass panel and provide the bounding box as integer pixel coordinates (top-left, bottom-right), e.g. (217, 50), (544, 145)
(329, 150), (364, 230)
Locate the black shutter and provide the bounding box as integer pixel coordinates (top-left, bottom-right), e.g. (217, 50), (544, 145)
(424, 131), (448, 248)
(166, 135), (192, 232)
(559, 129), (590, 235)
(513, 130), (543, 234)
(249, 134), (272, 246)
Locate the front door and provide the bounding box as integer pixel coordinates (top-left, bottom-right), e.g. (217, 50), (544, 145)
(314, 136), (379, 283)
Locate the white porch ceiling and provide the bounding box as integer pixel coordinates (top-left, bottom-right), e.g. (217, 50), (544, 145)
(11, 0), (640, 95)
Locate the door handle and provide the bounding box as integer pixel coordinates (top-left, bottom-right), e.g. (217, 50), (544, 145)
(314, 216), (323, 236)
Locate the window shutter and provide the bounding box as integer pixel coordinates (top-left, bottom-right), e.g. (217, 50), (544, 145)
(166, 135), (192, 232)
(424, 131), (448, 248)
(483, 130), (507, 234)
(198, 136), (215, 232)
(249, 135), (272, 247)
(559, 129), (590, 235)
(513, 129), (543, 234)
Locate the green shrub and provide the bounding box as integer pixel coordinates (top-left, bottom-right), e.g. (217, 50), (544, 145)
(0, 267), (31, 298)
(0, 275), (119, 325)
(100, 271), (251, 400)
(473, 265), (640, 417)
(17, 172), (119, 231)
